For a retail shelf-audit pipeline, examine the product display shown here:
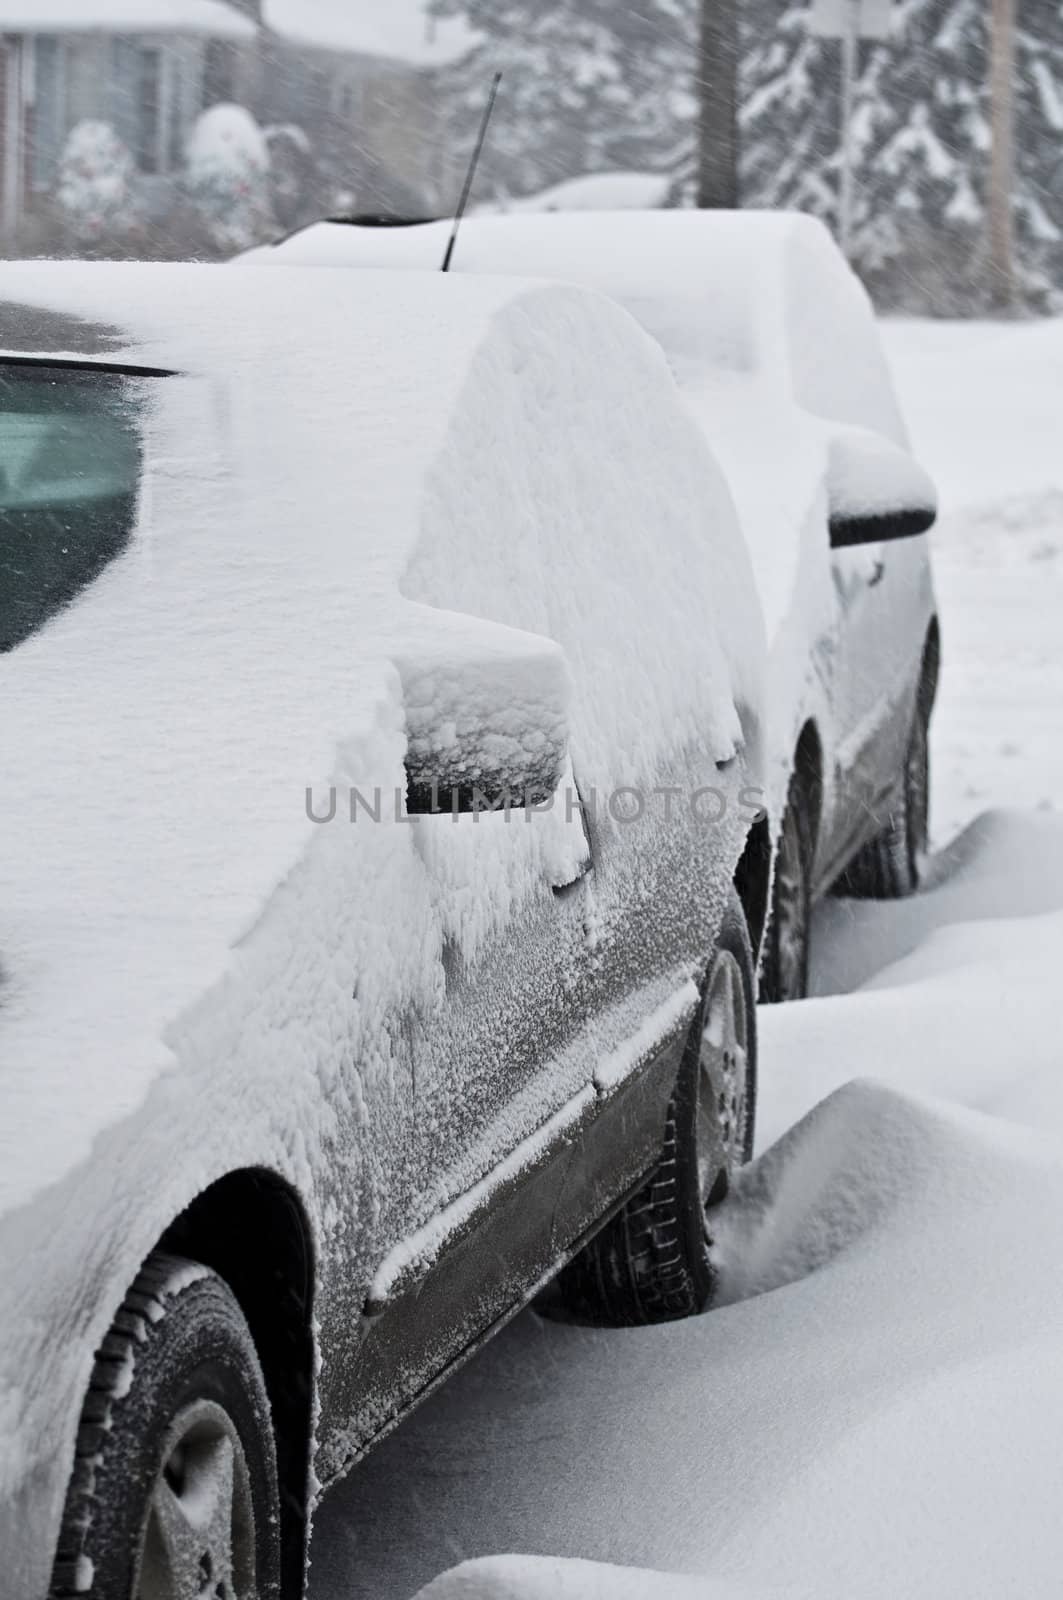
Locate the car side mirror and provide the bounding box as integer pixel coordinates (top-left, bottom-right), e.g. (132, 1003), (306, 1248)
(828, 429), (938, 550)
(395, 609), (572, 815)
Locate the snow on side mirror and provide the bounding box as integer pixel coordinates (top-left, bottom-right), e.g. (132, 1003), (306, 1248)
(395, 610), (572, 816)
(828, 429), (938, 550)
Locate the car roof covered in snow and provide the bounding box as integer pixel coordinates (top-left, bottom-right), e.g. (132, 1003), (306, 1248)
(483, 171), (674, 214)
(242, 209), (906, 441)
(0, 258), (509, 379)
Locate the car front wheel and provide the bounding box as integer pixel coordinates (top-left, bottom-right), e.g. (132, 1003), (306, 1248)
(558, 889), (757, 1325)
(836, 696), (930, 901)
(51, 1252), (281, 1600)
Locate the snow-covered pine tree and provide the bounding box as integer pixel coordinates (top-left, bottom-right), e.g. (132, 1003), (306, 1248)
(1012, 0), (1063, 293)
(435, 0), (1063, 308)
(737, 0), (978, 307)
(430, 0), (698, 203)
(739, 0), (1063, 310)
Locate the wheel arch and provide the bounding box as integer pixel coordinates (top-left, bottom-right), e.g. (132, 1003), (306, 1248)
(792, 718), (825, 852)
(733, 716), (826, 961)
(734, 812), (772, 961)
(160, 1167), (315, 1599)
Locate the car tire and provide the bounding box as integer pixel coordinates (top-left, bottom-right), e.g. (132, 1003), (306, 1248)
(50, 1252), (282, 1600)
(760, 772), (815, 1003)
(836, 694), (930, 901)
(558, 890), (757, 1326)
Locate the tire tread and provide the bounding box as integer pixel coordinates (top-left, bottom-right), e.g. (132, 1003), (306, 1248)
(49, 1252), (279, 1600)
(558, 891), (757, 1327)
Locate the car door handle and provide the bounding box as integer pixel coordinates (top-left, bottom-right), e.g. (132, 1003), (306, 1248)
(868, 560), (886, 587)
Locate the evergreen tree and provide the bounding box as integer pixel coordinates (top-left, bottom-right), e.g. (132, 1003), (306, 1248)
(436, 0), (1063, 308)
(1012, 0), (1063, 284)
(739, 0), (1063, 309)
(430, 0), (697, 201)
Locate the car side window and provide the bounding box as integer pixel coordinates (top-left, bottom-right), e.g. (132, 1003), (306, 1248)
(783, 226), (908, 447)
(0, 363), (147, 653)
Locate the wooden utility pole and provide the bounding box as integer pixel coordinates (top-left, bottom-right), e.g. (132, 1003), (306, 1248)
(838, 0), (860, 259)
(987, 0), (1017, 310)
(696, 0), (739, 208)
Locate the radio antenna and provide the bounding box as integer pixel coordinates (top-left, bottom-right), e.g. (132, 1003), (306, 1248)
(442, 72), (502, 273)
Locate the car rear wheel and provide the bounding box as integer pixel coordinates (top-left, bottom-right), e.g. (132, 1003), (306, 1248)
(760, 773), (815, 1003)
(558, 890), (757, 1325)
(51, 1252), (281, 1600)
(836, 697), (930, 901)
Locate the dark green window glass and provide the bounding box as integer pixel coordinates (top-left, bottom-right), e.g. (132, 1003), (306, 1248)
(0, 365), (146, 653)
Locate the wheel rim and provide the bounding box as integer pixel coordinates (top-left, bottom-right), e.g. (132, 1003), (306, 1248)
(695, 948), (751, 1211)
(771, 805), (809, 1002)
(136, 1399), (256, 1600)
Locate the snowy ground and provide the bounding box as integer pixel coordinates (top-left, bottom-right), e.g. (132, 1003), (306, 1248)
(309, 318), (1063, 1600)
(887, 317), (1063, 837)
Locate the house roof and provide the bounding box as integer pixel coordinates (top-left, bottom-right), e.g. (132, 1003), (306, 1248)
(0, 0), (255, 38)
(262, 0), (476, 68)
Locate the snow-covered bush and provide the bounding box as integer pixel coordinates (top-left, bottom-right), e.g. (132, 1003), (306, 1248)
(184, 103), (275, 255)
(55, 121), (139, 248)
(434, 0), (694, 200)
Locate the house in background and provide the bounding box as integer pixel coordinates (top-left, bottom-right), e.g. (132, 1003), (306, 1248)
(254, 1), (475, 219)
(0, 1), (258, 247)
(0, 0), (475, 252)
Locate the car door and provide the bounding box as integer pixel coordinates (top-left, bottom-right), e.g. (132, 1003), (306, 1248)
(343, 286), (760, 1449)
(827, 514), (934, 866)
(828, 537), (901, 849)
(345, 717), (753, 1449)
(784, 222), (931, 866)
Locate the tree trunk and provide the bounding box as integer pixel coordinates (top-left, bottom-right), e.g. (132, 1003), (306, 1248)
(696, 0), (739, 208)
(987, 0), (1017, 310)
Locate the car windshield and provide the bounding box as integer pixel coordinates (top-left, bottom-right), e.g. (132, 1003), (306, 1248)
(0, 362), (147, 652)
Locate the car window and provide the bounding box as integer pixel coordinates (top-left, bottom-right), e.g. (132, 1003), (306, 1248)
(783, 226), (908, 446)
(0, 362), (149, 652)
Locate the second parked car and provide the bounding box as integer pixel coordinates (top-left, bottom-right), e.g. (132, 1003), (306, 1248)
(244, 209), (941, 1001)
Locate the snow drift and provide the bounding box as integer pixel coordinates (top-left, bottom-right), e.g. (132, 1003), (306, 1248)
(307, 809), (1063, 1600)
(881, 317), (1063, 845)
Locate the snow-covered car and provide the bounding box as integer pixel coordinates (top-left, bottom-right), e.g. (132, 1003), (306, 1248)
(243, 211), (941, 1002)
(0, 263), (773, 1600)
(479, 170), (674, 214)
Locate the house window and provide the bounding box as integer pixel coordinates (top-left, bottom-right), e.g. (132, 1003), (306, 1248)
(111, 40), (136, 153)
(203, 40), (234, 107)
(333, 78), (355, 119)
(111, 40), (163, 174)
(167, 56), (184, 169)
(31, 37), (65, 191)
(136, 47), (161, 174)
